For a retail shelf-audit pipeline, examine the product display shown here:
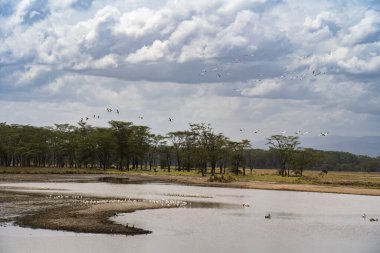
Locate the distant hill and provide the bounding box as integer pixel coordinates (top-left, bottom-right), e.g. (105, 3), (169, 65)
(254, 136), (380, 158)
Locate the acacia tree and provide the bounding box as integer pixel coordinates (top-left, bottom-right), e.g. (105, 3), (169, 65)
(291, 148), (321, 176)
(129, 125), (151, 170)
(146, 134), (165, 171)
(167, 131), (189, 171)
(229, 139), (251, 175)
(92, 127), (115, 170)
(108, 121), (133, 170)
(188, 123), (229, 176)
(266, 135), (300, 177)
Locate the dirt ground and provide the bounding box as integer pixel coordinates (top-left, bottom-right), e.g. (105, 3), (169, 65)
(0, 188), (184, 235)
(1, 172), (380, 236)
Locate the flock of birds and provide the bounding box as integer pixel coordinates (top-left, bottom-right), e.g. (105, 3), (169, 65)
(47, 194), (188, 208)
(74, 52), (330, 139)
(78, 107), (174, 126)
(77, 106), (330, 139)
(198, 51), (328, 82)
(239, 128), (329, 137)
(47, 195), (378, 223)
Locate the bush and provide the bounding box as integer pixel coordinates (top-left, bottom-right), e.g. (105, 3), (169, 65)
(208, 174), (235, 183)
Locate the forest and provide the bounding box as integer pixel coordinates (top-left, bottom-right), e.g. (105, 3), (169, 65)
(0, 122), (379, 174)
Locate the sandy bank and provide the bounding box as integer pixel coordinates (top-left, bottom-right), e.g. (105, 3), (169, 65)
(17, 201), (169, 235)
(0, 190), (184, 235)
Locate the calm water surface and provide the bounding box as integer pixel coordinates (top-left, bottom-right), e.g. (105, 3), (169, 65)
(1, 181), (379, 253)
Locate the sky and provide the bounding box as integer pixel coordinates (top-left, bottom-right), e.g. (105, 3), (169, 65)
(0, 0), (380, 152)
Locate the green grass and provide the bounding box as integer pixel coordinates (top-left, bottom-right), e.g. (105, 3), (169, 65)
(0, 166), (106, 174)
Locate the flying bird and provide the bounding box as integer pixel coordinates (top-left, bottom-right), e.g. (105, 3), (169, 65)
(319, 132), (329, 136)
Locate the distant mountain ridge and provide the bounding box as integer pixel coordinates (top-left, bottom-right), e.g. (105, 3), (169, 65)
(254, 136), (380, 157)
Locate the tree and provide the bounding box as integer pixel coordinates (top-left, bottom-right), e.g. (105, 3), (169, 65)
(147, 134), (165, 171)
(129, 125), (151, 170)
(228, 139), (251, 175)
(167, 131), (188, 171)
(108, 121), (133, 170)
(291, 148), (321, 176)
(92, 128), (115, 170)
(266, 135), (300, 177)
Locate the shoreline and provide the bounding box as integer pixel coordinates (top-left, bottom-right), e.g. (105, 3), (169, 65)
(0, 190), (184, 236)
(1, 172), (380, 236)
(132, 173), (380, 196)
(1, 172), (380, 196)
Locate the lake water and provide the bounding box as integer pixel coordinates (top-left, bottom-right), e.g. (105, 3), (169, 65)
(1, 181), (380, 253)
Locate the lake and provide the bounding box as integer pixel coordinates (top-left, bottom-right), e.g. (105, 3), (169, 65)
(1, 181), (379, 253)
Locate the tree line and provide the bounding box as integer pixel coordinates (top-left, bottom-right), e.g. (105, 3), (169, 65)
(0, 122), (379, 175)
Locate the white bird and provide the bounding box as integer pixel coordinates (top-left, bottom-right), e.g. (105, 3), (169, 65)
(243, 203), (250, 207)
(281, 130), (286, 135)
(265, 213), (271, 219)
(169, 117), (173, 122)
(362, 213), (367, 219)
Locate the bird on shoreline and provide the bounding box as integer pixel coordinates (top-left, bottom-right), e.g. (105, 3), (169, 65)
(265, 213), (271, 219)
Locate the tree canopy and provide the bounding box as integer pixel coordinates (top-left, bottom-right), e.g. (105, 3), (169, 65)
(0, 122), (379, 174)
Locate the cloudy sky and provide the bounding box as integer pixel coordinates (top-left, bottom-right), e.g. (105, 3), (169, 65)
(1, 0), (380, 150)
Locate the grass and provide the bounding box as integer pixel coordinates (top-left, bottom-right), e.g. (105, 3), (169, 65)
(1, 166), (380, 189)
(0, 166), (106, 174)
(238, 170), (380, 189)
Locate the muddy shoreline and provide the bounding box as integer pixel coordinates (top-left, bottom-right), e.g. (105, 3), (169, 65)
(0, 189), (184, 236)
(1, 173), (380, 236)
